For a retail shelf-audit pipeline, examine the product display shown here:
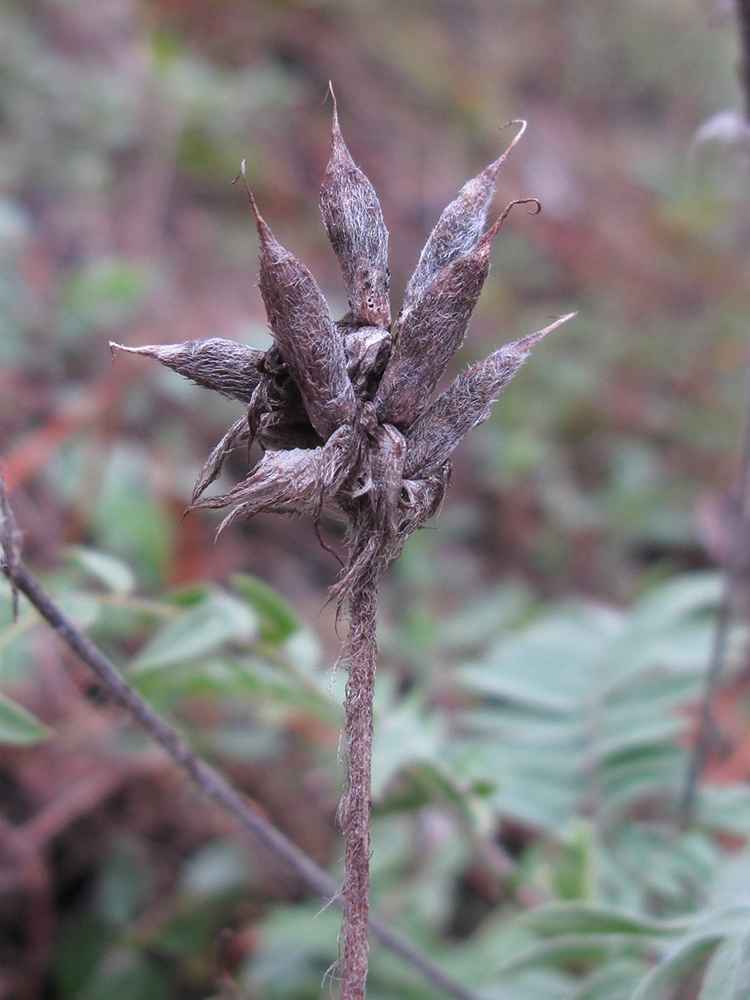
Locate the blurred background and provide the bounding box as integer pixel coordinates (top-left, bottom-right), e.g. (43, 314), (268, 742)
(3, 1), (750, 998)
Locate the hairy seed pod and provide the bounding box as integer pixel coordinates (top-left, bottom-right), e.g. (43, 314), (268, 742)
(400, 121), (526, 323)
(404, 314), (575, 477)
(320, 94), (391, 329)
(249, 187), (357, 440)
(375, 213), (508, 429)
(110, 339), (264, 402)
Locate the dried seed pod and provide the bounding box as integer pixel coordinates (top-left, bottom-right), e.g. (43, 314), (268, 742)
(247, 181), (357, 440)
(400, 121), (526, 322)
(376, 207), (533, 429)
(110, 339), (264, 403)
(403, 314), (575, 477)
(320, 94), (391, 329)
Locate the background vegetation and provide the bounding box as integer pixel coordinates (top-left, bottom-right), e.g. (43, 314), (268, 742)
(2, 0), (750, 998)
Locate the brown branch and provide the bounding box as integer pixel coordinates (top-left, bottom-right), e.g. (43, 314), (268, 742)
(0, 483), (482, 1000)
(680, 360), (750, 827)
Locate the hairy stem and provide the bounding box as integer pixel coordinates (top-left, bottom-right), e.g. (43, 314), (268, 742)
(339, 570), (379, 999)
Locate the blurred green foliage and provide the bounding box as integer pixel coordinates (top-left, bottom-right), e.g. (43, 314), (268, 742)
(4, 558), (750, 999)
(3, 0), (750, 998)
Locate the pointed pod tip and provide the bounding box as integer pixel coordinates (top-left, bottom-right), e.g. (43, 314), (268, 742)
(326, 80), (338, 118)
(324, 84), (356, 170)
(480, 198), (542, 249)
(481, 119), (529, 182)
(108, 341), (185, 363)
(109, 341), (151, 359)
(233, 160), (273, 243)
(515, 311), (577, 353)
(500, 119), (528, 143)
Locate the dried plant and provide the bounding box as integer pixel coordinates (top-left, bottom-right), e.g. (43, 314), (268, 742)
(112, 96), (572, 999)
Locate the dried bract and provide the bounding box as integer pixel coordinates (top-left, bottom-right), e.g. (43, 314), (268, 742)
(375, 201), (540, 428)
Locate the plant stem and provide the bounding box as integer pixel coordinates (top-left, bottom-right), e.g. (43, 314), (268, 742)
(339, 571), (379, 999)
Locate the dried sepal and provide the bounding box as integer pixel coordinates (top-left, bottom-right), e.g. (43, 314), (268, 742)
(397, 466), (451, 539)
(376, 202), (538, 429)
(320, 91), (391, 329)
(248, 346), (322, 451)
(400, 120), (526, 323)
(192, 416), (250, 502)
(404, 313), (576, 477)
(243, 173), (356, 440)
(332, 423), (406, 601)
(109, 339), (264, 402)
(191, 424), (362, 533)
(342, 325), (392, 399)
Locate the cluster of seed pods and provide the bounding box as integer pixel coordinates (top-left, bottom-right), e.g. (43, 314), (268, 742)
(113, 101), (571, 598)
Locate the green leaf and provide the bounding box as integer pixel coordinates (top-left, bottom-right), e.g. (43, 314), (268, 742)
(697, 786), (750, 837)
(180, 838), (253, 900)
(80, 948), (172, 1000)
(629, 573), (722, 629)
(54, 913), (113, 996)
(132, 590), (258, 672)
(231, 573), (299, 642)
(371, 695), (441, 799)
(459, 609), (617, 712)
(0, 690), (51, 744)
(94, 839), (153, 926)
(496, 934), (637, 975)
(552, 819), (598, 901)
(522, 903), (694, 938)
(577, 959), (644, 1000)
(65, 546), (136, 595)
(629, 933), (724, 1000)
(698, 932), (750, 1000)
